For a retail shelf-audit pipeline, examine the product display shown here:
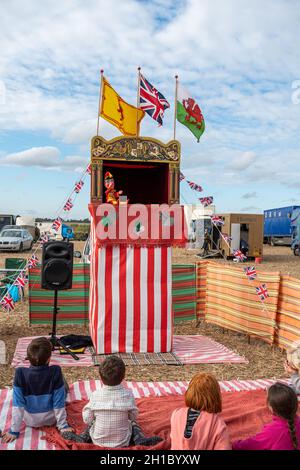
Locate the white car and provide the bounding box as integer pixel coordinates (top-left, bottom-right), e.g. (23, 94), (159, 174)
(74, 235), (91, 264)
(0, 228), (33, 252)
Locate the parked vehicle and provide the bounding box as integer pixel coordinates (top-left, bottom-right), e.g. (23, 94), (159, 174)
(74, 234), (91, 264)
(264, 206), (300, 245)
(0, 215), (15, 233)
(290, 208), (300, 255)
(0, 228), (33, 252)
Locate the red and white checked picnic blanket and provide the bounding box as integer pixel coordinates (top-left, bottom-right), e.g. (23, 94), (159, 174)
(11, 336), (94, 368)
(0, 378), (289, 450)
(11, 335), (247, 368)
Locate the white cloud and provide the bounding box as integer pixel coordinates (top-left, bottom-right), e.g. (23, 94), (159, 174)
(1, 146), (87, 171)
(228, 151), (257, 171)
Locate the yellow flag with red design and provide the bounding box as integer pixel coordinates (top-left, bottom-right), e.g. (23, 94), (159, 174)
(100, 77), (145, 136)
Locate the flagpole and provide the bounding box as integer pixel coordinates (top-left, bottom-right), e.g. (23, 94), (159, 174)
(136, 66), (141, 137)
(173, 75), (178, 140)
(96, 69), (104, 136)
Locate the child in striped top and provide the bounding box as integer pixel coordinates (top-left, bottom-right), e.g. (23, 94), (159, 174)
(1, 337), (72, 443)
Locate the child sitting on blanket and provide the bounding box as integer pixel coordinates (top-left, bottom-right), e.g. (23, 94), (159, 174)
(233, 382), (300, 450)
(170, 372), (231, 450)
(284, 344), (300, 394)
(62, 355), (162, 447)
(1, 337), (72, 443)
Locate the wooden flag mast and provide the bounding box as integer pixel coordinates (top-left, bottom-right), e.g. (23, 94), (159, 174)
(173, 74), (178, 140)
(96, 69), (104, 136)
(136, 66), (141, 137)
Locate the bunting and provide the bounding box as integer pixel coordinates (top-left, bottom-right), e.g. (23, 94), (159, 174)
(0, 163), (91, 312)
(187, 181), (203, 192)
(256, 284), (269, 301)
(233, 250), (247, 262)
(52, 217), (62, 232)
(63, 198), (74, 212)
(75, 180), (84, 193)
(244, 266), (257, 281)
(1, 294), (15, 311)
(199, 196), (213, 207)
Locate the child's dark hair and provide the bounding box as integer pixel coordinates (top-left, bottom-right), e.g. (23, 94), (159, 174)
(268, 382), (299, 450)
(99, 355), (125, 386)
(27, 337), (52, 366)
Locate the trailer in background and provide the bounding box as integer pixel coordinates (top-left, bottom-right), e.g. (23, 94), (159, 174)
(0, 215), (15, 232)
(219, 213), (264, 259)
(264, 206), (300, 245)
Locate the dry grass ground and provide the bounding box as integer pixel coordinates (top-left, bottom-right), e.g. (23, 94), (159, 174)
(0, 243), (296, 389)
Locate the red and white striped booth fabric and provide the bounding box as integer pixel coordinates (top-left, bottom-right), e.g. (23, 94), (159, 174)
(89, 243), (172, 353)
(89, 204), (187, 354)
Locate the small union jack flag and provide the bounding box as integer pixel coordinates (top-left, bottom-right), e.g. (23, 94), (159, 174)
(244, 266), (257, 281)
(28, 254), (39, 269)
(1, 293), (15, 311)
(233, 250), (247, 262)
(86, 163), (91, 175)
(63, 198), (73, 212)
(222, 233), (232, 244)
(199, 196), (213, 207)
(211, 215), (224, 226)
(256, 284), (269, 301)
(15, 272), (28, 288)
(39, 234), (49, 247)
(139, 74), (170, 126)
(52, 217), (62, 232)
(180, 172), (185, 182)
(75, 180), (84, 193)
(187, 181), (203, 192)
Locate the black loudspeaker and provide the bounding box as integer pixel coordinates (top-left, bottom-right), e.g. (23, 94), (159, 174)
(41, 241), (73, 290)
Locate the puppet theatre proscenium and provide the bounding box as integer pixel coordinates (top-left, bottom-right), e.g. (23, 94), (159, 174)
(89, 135), (186, 354)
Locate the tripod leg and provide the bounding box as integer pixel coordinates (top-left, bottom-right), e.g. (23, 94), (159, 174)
(54, 338), (80, 361)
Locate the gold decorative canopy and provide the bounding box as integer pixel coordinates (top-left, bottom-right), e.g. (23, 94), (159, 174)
(90, 136), (181, 205)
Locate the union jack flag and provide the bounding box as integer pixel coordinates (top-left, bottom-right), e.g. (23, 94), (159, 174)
(63, 198), (73, 212)
(199, 196), (213, 207)
(1, 293), (14, 311)
(28, 254), (39, 269)
(52, 217), (62, 232)
(187, 181), (203, 192)
(39, 234), (49, 247)
(86, 163), (91, 175)
(222, 233), (232, 244)
(256, 284), (269, 301)
(139, 74), (170, 126)
(15, 272), (28, 288)
(233, 250), (247, 262)
(211, 215), (224, 226)
(180, 172), (185, 182)
(244, 266), (257, 281)
(75, 180), (84, 193)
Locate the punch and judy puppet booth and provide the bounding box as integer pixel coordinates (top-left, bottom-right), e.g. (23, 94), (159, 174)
(89, 135), (186, 353)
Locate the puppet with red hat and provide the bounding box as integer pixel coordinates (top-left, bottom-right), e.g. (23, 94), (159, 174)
(104, 171), (123, 205)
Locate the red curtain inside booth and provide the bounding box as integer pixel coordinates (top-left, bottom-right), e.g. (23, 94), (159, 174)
(103, 161), (169, 204)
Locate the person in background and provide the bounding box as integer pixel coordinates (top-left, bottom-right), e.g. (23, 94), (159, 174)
(284, 344), (300, 394)
(1, 337), (72, 443)
(233, 383), (300, 450)
(201, 230), (211, 256)
(170, 372), (231, 450)
(62, 356), (162, 447)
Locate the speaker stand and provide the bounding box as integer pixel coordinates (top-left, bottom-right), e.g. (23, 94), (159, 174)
(50, 290), (79, 361)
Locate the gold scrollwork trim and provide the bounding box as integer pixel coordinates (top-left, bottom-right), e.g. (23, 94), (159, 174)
(91, 135), (180, 164)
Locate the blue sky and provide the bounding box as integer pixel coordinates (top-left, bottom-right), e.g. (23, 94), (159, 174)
(0, 0), (300, 218)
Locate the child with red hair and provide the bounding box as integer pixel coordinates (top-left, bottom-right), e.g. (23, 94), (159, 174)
(170, 372), (231, 450)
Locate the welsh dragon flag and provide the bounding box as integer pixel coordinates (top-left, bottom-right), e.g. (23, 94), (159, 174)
(176, 83), (205, 142)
